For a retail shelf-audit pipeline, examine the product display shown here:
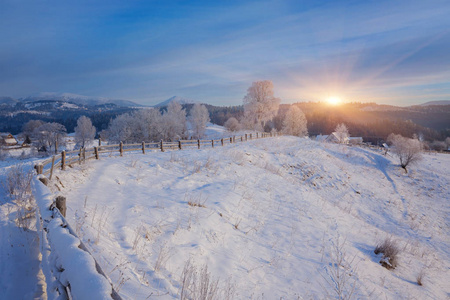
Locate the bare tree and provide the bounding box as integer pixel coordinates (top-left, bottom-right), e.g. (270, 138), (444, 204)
(334, 123), (349, 144)
(22, 120), (45, 142)
(387, 133), (422, 173)
(33, 122), (66, 153)
(75, 116), (96, 148)
(243, 80), (280, 130)
(189, 103), (210, 139)
(224, 117), (240, 132)
(282, 105), (308, 137)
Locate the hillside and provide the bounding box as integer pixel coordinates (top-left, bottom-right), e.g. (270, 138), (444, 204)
(42, 137), (450, 299)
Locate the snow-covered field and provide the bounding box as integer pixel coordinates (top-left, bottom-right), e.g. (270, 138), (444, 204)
(34, 136), (449, 299)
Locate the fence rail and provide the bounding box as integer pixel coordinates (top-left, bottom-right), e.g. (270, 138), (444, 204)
(31, 131), (280, 299)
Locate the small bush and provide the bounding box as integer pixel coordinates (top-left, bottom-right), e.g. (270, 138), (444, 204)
(374, 238), (400, 269)
(416, 269), (425, 286)
(3, 164), (34, 230)
(180, 259), (219, 300)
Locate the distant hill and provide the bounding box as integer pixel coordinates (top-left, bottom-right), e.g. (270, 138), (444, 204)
(0, 97), (19, 105)
(20, 92), (144, 108)
(418, 100), (450, 106)
(153, 96), (197, 107)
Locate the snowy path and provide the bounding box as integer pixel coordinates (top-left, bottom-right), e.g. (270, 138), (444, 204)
(47, 137), (450, 299)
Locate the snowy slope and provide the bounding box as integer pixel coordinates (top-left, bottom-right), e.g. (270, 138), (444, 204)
(39, 138), (450, 298)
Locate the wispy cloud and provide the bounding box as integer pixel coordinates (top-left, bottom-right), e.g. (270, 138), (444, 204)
(0, 0), (449, 105)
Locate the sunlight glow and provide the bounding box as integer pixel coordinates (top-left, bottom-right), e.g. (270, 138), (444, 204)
(326, 97), (342, 105)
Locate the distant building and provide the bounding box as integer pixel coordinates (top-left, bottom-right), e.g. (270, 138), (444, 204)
(0, 133), (18, 147)
(315, 134), (328, 142)
(349, 137), (363, 145)
(326, 132), (345, 144)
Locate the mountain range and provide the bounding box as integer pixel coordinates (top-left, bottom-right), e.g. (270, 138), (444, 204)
(0, 93), (198, 108)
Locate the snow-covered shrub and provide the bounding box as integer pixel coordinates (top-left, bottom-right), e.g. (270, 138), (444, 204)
(224, 117), (240, 132)
(374, 237), (400, 269)
(387, 133), (422, 173)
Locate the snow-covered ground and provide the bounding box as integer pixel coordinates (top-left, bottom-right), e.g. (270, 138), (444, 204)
(0, 159), (42, 299)
(36, 136), (449, 299)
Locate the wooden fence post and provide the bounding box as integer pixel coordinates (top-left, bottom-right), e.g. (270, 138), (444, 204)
(212, 140), (214, 148)
(160, 140), (164, 152)
(82, 147), (86, 162)
(35, 164), (43, 175)
(230, 137), (232, 144)
(94, 147), (99, 159)
(245, 134), (248, 141)
(142, 142), (145, 154)
(198, 139), (201, 149)
(220, 138), (223, 146)
(256, 132), (259, 139)
(55, 196), (66, 217)
(119, 142), (123, 156)
(49, 156), (56, 180)
(179, 140), (182, 150)
(241, 136), (243, 142)
(61, 151), (66, 170)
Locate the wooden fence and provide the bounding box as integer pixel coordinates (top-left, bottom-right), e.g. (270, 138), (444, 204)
(34, 131), (278, 179)
(31, 131), (279, 299)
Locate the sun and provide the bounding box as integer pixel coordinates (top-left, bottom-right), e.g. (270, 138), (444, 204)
(326, 97), (342, 106)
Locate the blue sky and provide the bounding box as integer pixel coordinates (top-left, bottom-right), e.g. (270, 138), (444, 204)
(1, 0), (449, 106)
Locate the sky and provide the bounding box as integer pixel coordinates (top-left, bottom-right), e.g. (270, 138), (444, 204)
(1, 0), (449, 106)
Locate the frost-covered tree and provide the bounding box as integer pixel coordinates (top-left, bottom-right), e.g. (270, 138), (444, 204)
(74, 116), (96, 148)
(387, 133), (422, 173)
(224, 117), (240, 132)
(128, 109), (162, 142)
(104, 108), (165, 143)
(334, 123), (349, 144)
(161, 101), (187, 141)
(105, 113), (134, 143)
(282, 106), (308, 137)
(243, 80), (280, 130)
(34, 122), (66, 153)
(189, 103), (210, 139)
(430, 140), (447, 151)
